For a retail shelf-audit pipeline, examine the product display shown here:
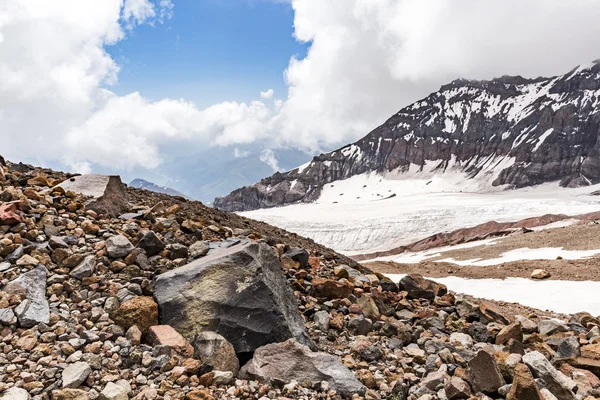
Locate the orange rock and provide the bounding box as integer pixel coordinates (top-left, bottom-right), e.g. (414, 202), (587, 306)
(311, 278), (353, 300)
(0, 201), (25, 225)
(113, 296), (158, 333)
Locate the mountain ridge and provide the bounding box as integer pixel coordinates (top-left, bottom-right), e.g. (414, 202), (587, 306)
(215, 61), (600, 212)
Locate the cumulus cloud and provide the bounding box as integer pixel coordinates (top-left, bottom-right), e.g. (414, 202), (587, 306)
(2, 0), (600, 173)
(260, 89), (275, 99)
(259, 149), (281, 172)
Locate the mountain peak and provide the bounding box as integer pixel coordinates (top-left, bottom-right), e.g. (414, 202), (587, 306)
(215, 61), (600, 212)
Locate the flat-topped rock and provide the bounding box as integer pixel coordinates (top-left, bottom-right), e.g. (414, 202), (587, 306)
(57, 174), (127, 216)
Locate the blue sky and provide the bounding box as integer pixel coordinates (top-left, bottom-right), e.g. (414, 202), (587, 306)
(107, 0), (309, 108)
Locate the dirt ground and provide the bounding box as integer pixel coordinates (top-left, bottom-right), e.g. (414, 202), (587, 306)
(367, 222), (600, 281)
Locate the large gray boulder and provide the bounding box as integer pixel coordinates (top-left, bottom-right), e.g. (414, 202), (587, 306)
(522, 351), (577, 400)
(3, 265), (49, 327)
(57, 174), (127, 216)
(240, 339), (366, 398)
(154, 240), (314, 354)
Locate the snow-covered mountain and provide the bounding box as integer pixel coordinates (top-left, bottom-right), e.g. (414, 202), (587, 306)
(215, 61), (600, 212)
(129, 178), (189, 199)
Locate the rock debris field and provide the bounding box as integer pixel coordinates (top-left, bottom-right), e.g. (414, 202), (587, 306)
(1, 157), (600, 400)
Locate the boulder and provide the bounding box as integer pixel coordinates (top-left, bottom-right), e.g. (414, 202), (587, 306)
(311, 278), (353, 300)
(495, 323), (523, 345)
(444, 376), (472, 399)
(56, 174), (128, 217)
(62, 362), (91, 388)
(531, 269), (551, 280)
(0, 388), (30, 400)
(105, 235), (134, 259)
(70, 255), (96, 280)
(51, 389), (89, 400)
(136, 231), (165, 257)
(0, 201), (25, 226)
(99, 382), (128, 400)
(146, 325), (194, 357)
(3, 265), (49, 327)
(468, 350), (505, 394)
(189, 241), (210, 258)
(154, 240), (314, 353)
(506, 363), (544, 400)
(284, 248), (310, 269)
(240, 339), (366, 397)
(398, 274), (447, 301)
(192, 331), (240, 375)
(538, 319), (569, 336)
(113, 296), (158, 333)
(522, 351), (576, 400)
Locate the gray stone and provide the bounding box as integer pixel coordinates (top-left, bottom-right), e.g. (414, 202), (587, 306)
(348, 315), (372, 336)
(166, 243), (188, 259)
(99, 382), (128, 400)
(136, 231), (164, 257)
(284, 248), (309, 269)
(0, 387), (30, 400)
(398, 274), (447, 301)
(57, 174), (128, 217)
(445, 376), (472, 399)
(538, 319), (569, 336)
(313, 311), (331, 331)
(555, 336), (580, 361)
(240, 339), (366, 397)
(62, 361), (92, 388)
(4, 265), (49, 327)
(0, 262), (11, 272)
(522, 351), (576, 400)
(70, 255), (96, 280)
(0, 308), (15, 324)
(49, 236), (69, 249)
(189, 241), (210, 258)
(155, 240), (314, 353)
(105, 235), (134, 259)
(192, 331), (240, 375)
(468, 350), (505, 394)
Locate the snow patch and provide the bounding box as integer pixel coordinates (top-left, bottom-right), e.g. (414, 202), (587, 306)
(437, 247), (600, 267)
(385, 274), (600, 315)
(532, 128), (554, 152)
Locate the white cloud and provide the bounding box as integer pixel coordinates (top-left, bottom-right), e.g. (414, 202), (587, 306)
(2, 0), (600, 173)
(233, 148), (250, 158)
(259, 149), (281, 172)
(260, 89), (274, 99)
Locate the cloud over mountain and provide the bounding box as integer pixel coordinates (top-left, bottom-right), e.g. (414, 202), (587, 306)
(2, 0), (600, 173)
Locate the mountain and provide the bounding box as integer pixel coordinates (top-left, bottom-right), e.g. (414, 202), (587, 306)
(129, 178), (189, 198)
(159, 147), (311, 204)
(215, 61), (600, 212)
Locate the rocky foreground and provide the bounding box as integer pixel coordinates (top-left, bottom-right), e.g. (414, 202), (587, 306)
(1, 159), (600, 400)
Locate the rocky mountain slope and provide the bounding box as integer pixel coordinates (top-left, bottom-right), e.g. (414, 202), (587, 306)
(128, 179), (189, 200)
(215, 61), (600, 212)
(3, 157), (600, 400)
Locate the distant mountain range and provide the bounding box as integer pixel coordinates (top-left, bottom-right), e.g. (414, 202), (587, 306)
(159, 147), (311, 204)
(129, 178), (189, 198)
(215, 61), (600, 211)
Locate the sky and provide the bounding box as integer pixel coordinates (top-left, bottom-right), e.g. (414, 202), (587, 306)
(2, 0), (600, 176)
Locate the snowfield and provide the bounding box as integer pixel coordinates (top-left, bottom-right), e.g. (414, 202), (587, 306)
(242, 170), (600, 254)
(385, 274), (600, 315)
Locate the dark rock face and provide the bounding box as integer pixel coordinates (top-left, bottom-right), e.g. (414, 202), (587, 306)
(398, 274), (447, 301)
(215, 62), (600, 211)
(154, 239), (314, 354)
